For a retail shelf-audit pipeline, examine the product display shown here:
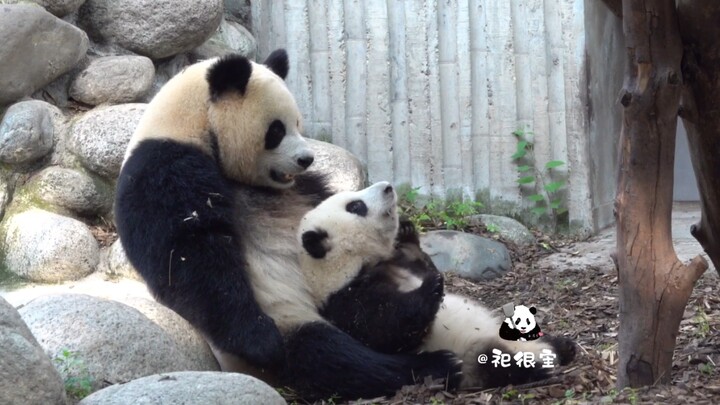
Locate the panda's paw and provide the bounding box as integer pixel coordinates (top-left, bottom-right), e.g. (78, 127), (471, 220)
(396, 217), (420, 244)
(412, 350), (463, 389)
(542, 335), (577, 366)
(238, 316), (286, 371)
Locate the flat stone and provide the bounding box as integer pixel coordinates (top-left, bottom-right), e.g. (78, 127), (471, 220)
(79, 371), (285, 405)
(3, 0), (86, 17)
(69, 103), (146, 178)
(29, 166), (112, 216)
(469, 214), (537, 247)
(77, 0), (223, 60)
(70, 56), (155, 106)
(19, 294), (220, 398)
(0, 296), (67, 405)
(2, 209), (99, 282)
(420, 230), (512, 281)
(0, 4), (88, 105)
(307, 139), (366, 192)
(0, 100), (58, 164)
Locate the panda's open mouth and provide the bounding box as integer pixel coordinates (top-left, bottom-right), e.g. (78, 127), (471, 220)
(270, 169), (295, 184)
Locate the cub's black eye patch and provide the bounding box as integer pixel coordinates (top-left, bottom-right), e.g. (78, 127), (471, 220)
(265, 120), (286, 150)
(346, 200), (368, 217)
(302, 229), (330, 259)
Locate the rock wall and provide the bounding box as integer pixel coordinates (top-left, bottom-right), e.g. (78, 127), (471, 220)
(0, 1), (257, 284)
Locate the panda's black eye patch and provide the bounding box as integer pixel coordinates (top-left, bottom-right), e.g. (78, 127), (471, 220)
(346, 200), (368, 217)
(515, 318), (521, 325)
(265, 120), (286, 150)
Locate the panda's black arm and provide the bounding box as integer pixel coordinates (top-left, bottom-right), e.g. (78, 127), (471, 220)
(320, 262), (444, 353)
(115, 139), (285, 371)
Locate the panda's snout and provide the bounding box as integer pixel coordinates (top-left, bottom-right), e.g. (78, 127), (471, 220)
(297, 155), (314, 169)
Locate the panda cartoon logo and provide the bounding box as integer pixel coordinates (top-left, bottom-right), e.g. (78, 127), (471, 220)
(499, 303), (544, 341)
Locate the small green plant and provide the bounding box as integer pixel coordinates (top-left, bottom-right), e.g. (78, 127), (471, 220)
(695, 307), (710, 338)
(485, 222), (500, 233)
(502, 388), (519, 400)
(429, 397), (446, 405)
(398, 186), (483, 231)
(519, 392), (536, 404)
(54, 349), (94, 400)
(511, 129), (567, 231)
(626, 387), (639, 405)
(700, 362), (715, 375)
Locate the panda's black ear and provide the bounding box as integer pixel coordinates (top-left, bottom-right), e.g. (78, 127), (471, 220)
(207, 54), (253, 101)
(301, 229), (330, 259)
(529, 306), (537, 315)
(264, 49), (289, 80)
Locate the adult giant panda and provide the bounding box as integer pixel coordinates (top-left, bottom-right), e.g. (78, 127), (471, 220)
(115, 51), (461, 400)
(298, 182), (577, 389)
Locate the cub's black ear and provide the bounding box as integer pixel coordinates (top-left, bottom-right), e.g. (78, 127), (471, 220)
(264, 49), (289, 80)
(207, 54), (252, 101)
(301, 229), (330, 259)
(529, 306), (537, 315)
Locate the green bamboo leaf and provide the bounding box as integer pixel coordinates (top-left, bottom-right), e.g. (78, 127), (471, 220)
(544, 181), (565, 193)
(516, 140), (528, 152)
(550, 199), (563, 209)
(528, 194), (545, 202)
(531, 206), (547, 215)
(517, 165), (532, 172)
(545, 160), (565, 169)
(517, 176), (535, 184)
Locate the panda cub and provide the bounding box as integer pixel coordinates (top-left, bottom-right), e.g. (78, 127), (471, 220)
(299, 181), (445, 353)
(298, 183), (576, 389)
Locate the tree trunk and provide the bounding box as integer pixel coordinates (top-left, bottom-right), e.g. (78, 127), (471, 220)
(614, 0), (707, 388)
(677, 2), (720, 277)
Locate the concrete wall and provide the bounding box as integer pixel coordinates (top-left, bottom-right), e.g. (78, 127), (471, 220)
(252, 0), (595, 232)
(584, 0), (625, 230)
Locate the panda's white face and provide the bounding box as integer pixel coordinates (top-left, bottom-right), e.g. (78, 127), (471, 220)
(298, 182), (399, 304)
(511, 305), (537, 334)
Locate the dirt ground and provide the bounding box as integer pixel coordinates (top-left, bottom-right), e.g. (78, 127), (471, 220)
(302, 203), (719, 405)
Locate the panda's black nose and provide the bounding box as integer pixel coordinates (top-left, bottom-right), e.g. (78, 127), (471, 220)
(384, 185), (394, 194)
(297, 156), (314, 169)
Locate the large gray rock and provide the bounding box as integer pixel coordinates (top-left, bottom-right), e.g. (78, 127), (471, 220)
(70, 56), (155, 105)
(2, 209), (99, 282)
(3, 0), (86, 17)
(69, 104), (146, 178)
(0, 100), (59, 164)
(98, 240), (141, 280)
(19, 295), (220, 396)
(0, 296), (67, 405)
(307, 139), (366, 192)
(192, 18), (256, 60)
(29, 167), (113, 216)
(79, 371), (285, 405)
(420, 230), (512, 281)
(224, 0), (251, 27)
(0, 5), (88, 105)
(469, 214), (537, 247)
(78, 0), (223, 60)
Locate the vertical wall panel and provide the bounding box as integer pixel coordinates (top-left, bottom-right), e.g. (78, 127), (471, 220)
(252, 0), (594, 231)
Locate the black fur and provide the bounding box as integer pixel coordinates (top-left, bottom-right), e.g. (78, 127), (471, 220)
(282, 322), (461, 401)
(264, 120), (286, 150)
(301, 229), (330, 259)
(115, 139), (285, 371)
(264, 49), (289, 79)
(320, 219), (444, 353)
(207, 54), (253, 101)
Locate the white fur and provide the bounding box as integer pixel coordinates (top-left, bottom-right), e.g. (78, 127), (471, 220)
(421, 294), (556, 388)
(298, 181), (398, 306)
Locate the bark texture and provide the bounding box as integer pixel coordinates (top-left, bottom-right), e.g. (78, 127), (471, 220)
(677, 2), (720, 277)
(614, 0), (707, 388)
